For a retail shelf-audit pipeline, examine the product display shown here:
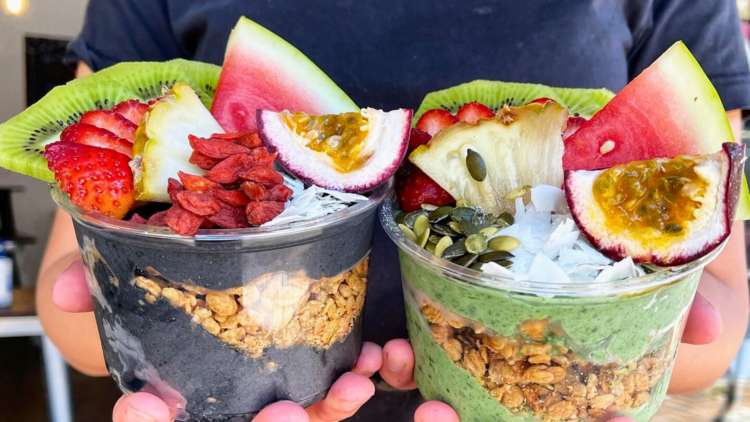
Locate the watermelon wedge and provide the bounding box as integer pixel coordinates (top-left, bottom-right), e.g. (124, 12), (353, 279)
(211, 17), (359, 133)
(563, 42), (750, 220)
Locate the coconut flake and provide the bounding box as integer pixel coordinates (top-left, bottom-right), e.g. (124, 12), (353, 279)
(531, 185), (568, 214)
(594, 257), (645, 282)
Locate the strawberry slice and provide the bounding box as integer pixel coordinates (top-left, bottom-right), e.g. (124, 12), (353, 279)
(60, 124), (133, 158)
(455, 102), (494, 124)
(113, 100), (149, 125)
(528, 97), (557, 106)
(79, 110), (137, 143)
(415, 109), (457, 137)
(396, 164), (454, 212)
(407, 128), (432, 154)
(44, 142), (135, 219)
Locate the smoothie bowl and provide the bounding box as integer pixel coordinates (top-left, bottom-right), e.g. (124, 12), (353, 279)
(386, 42), (749, 421)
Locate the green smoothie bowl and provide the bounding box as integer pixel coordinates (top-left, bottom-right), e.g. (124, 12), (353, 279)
(380, 194), (725, 422)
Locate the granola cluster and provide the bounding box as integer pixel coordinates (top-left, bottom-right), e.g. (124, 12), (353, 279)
(134, 257), (368, 358)
(421, 301), (670, 422)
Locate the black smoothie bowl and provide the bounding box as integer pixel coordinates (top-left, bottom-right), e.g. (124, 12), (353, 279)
(51, 181), (391, 422)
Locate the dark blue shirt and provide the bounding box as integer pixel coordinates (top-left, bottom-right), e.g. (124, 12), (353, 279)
(68, 1), (750, 419)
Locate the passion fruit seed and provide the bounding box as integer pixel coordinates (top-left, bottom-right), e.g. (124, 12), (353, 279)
(504, 185), (531, 200)
(459, 219), (479, 235)
(593, 155), (707, 236)
(399, 224), (417, 242)
(465, 234), (488, 254)
(434, 236), (454, 258)
(414, 215), (430, 237)
(421, 203), (439, 211)
(286, 111), (369, 172)
(417, 227), (431, 248)
(466, 149), (487, 182)
(478, 250), (514, 263)
(429, 206), (454, 223)
(488, 235), (521, 252)
(480, 227), (499, 237)
(443, 239), (468, 259)
(450, 207), (476, 222)
(456, 199), (474, 209)
(455, 253), (479, 267)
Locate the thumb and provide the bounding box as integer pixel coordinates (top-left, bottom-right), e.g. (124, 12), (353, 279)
(682, 291), (723, 345)
(112, 393), (171, 422)
(52, 258), (94, 313)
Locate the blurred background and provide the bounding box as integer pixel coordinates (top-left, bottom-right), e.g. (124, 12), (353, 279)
(1, 0), (750, 421)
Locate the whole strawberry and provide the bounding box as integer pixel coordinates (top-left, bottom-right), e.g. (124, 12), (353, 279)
(44, 142), (135, 219)
(396, 164), (454, 212)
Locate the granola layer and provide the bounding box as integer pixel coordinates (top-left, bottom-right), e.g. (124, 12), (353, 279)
(133, 257), (368, 358)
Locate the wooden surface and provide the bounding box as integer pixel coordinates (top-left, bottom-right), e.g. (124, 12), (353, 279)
(0, 288), (36, 317)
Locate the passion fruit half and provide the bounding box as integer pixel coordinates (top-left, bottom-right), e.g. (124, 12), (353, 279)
(565, 143), (745, 266)
(258, 108), (411, 192)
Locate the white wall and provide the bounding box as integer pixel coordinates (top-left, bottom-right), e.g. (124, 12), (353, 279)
(0, 0), (89, 286)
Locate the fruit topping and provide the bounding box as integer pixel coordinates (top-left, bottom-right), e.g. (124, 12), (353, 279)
(188, 134), (252, 159)
(396, 165), (455, 212)
(258, 108), (411, 192)
(211, 17), (358, 133)
(60, 124), (133, 158)
(455, 102), (494, 124)
(112, 100), (149, 125)
(79, 110), (137, 143)
(565, 143), (745, 266)
(409, 101), (568, 214)
(407, 128), (432, 154)
(415, 109), (457, 136)
(132, 83), (225, 202)
(562, 42), (750, 220)
(44, 142), (134, 219)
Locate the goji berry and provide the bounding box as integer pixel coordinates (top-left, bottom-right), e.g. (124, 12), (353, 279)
(129, 213), (147, 224)
(203, 154), (252, 184)
(188, 134), (252, 159)
(210, 132), (262, 148)
(246, 201), (285, 226)
(164, 204), (204, 235)
(239, 166), (284, 187)
(189, 151), (221, 170)
(240, 181), (267, 201)
(212, 189), (250, 207)
(176, 191), (222, 216)
(248, 148), (277, 168)
(178, 171), (223, 192)
(200, 219), (216, 229)
(147, 210), (169, 227)
(266, 184), (293, 202)
(207, 201), (249, 229)
(167, 178), (184, 204)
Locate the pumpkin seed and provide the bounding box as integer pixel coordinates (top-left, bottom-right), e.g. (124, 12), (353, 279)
(403, 211), (420, 228)
(465, 234), (488, 254)
(450, 207), (475, 222)
(443, 239), (467, 259)
(455, 253), (478, 267)
(428, 234), (442, 244)
(421, 203), (439, 211)
(469, 262), (485, 271)
(472, 209), (490, 229)
(456, 199), (474, 209)
(428, 206), (454, 223)
(399, 224), (417, 242)
(488, 235), (521, 252)
(425, 242), (437, 254)
(479, 227), (499, 237)
(466, 149), (487, 182)
(448, 221), (464, 234)
(496, 259), (513, 268)
(459, 218), (479, 235)
(504, 185), (530, 200)
(414, 215), (430, 237)
(478, 251), (515, 263)
(434, 236), (453, 258)
(395, 211), (406, 225)
(664, 223), (683, 234)
(417, 227), (431, 248)
(495, 212), (515, 227)
(432, 223), (459, 237)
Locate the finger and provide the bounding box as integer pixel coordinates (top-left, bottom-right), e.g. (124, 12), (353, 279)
(682, 291), (723, 345)
(352, 342), (383, 377)
(52, 259), (94, 313)
(414, 401), (459, 422)
(254, 400), (309, 422)
(306, 372), (375, 422)
(112, 393), (171, 422)
(380, 339), (417, 390)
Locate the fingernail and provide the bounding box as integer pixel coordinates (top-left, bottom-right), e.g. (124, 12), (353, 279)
(125, 406), (157, 422)
(337, 398), (363, 412)
(386, 353), (407, 372)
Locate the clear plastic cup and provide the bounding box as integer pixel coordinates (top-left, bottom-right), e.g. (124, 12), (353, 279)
(52, 182), (391, 422)
(380, 194), (724, 422)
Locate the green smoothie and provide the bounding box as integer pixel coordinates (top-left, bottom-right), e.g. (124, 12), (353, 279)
(399, 249), (699, 422)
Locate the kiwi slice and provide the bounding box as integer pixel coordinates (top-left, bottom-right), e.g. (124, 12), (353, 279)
(70, 61), (216, 109)
(414, 79), (614, 124)
(550, 87), (615, 118)
(0, 81), (140, 181)
(170, 59), (221, 99)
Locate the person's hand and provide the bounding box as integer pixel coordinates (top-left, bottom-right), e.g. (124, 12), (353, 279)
(53, 258), (381, 422)
(377, 291), (723, 422)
